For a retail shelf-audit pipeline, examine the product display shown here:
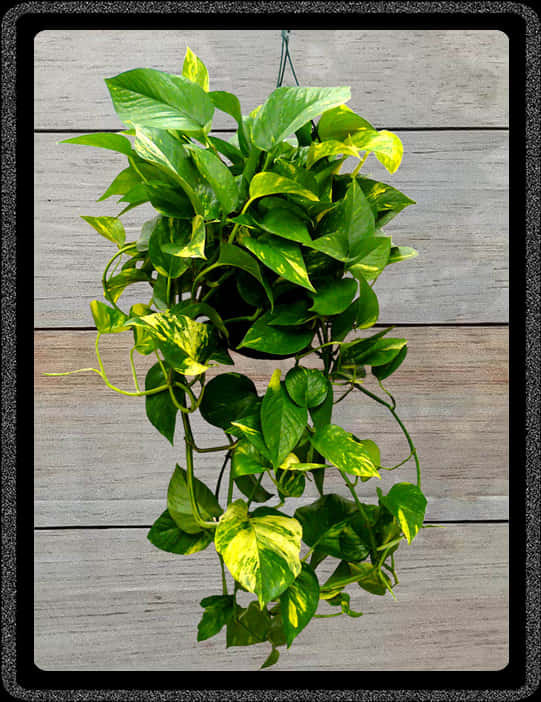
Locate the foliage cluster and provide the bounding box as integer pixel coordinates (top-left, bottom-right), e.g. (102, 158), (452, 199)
(51, 47), (426, 669)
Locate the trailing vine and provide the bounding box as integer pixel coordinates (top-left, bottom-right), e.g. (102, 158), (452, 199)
(46, 47), (427, 669)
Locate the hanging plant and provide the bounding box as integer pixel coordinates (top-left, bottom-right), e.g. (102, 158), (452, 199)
(47, 46), (427, 669)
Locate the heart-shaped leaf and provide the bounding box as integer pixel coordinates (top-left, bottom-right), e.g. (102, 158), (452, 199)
(167, 465), (222, 534)
(310, 424), (381, 479)
(280, 563), (320, 647)
(147, 509), (213, 555)
(261, 369), (308, 468)
(215, 500), (302, 607)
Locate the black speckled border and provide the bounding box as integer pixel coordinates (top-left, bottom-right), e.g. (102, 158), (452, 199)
(2, 1), (539, 700)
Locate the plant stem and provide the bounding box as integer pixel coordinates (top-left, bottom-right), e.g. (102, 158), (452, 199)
(129, 347), (140, 392)
(339, 469), (378, 553)
(353, 383), (421, 488)
(215, 450), (232, 499)
(102, 244), (135, 314)
(93, 334), (169, 397)
(180, 408), (218, 530)
(218, 553), (228, 595)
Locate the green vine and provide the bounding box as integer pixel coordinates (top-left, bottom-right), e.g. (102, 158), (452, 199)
(46, 46), (427, 669)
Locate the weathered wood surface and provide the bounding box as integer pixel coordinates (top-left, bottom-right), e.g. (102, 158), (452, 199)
(34, 523), (509, 671)
(34, 327), (509, 527)
(34, 130), (509, 327)
(34, 29), (509, 130)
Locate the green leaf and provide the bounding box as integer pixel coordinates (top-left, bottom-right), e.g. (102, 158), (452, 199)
(126, 310), (211, 376)
(373, 345), (408, 380)
(81, 215), (126, 248)
(242, 233), (315, 292)
(238, 312), (314, 356)
(252, 86), (351, 151)
(231, 440), (270, 477)
(331, 277), (379, 340)
(285, 366), (328, 409)
(105, 268), (150, 303)
(349, 337), (408, 368)
(215, 500), (302, 607)
(266, 300), (314, 327)
(182, 47), (209, 91)
(278, 454), (326, 472)
(306, 138), (360, 169)
(129, 303), (156, 355)
(226, 601), (271, 647)
(325, 591), (363, 618)
(98, 166), (141, 202)
(189, 145), (240, 214)
(60, 132), (133, 157)
(144, 182), (195, 219)
(105, 67), (214, 134)
(318, 105), (374, 142)
(309, 278), (357, 316)
(133, 127), (203, 214)
(247, 172), (319, 206)
(207, 136), (244, 168)
(276, 468), (306, 498)
(147, 509), (213, 555)
(89, 300), (128, 333)
(295, 494), (371, 562)
(261, 369), (308, 468)
(260, 647), (280, 669)
(209, 90), (242, 125)
(172, 300), (229, 339)
(280, 563), (320, 647)
(388, 245), (419, 264)
(167, 464), (222, 534)
(321, 560), (389, 597)
(379, 482), (427, 544)
(144, 362), (184, 445)
(310, 424), (381, 479)
(235, 474), (274, 504)
(197, 595), (235, 642)
(356, 177), (416, 227)
(148, 218), (191, 278)
(308, 180), (375, 262)
(350, 129), (403, 174)
(199, 373), (259, 430)
(309, 377), (334, 430)
(197, 242), (273, 307)
(348, 236), (391, 282)
(229, 414), (272, 463)
(257, 208), (312, 245)
(160, 215), (206, 260)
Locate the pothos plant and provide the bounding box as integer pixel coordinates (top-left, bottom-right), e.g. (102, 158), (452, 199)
(49, 47), (427, 669)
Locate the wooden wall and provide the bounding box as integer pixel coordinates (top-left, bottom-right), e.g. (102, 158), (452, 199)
(34, 29), (509, 672)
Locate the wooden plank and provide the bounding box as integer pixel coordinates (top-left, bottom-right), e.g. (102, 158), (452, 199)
(34, 523), (509, 670)
(34, 130), (509, 327)
(34, 29), (509, 130)
(34, 327), (509, 527)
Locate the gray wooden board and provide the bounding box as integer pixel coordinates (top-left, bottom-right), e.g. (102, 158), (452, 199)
(34, 29), (509, 130)
(34, 327), (508, 527)
(34, 523), (509, 671)
(34, 130), (509, 327)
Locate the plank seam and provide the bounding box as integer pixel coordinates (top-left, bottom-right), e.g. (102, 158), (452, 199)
(34, 520), (510, 530)
(36, 127), (510, 134)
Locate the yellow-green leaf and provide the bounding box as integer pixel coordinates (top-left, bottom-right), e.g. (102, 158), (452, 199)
(215, 500), (303, 607)
(81, 215), (126, 248)
(310, 424), (381, 479)
(280, 562), (319, 647)
(182, 46), (209, 91)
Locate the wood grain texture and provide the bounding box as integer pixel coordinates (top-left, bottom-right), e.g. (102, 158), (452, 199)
(34, 327), (508, 527)
(34, 523), (509, 671)
(34, 29), (509, 130)
(34, 130), (509, 327)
